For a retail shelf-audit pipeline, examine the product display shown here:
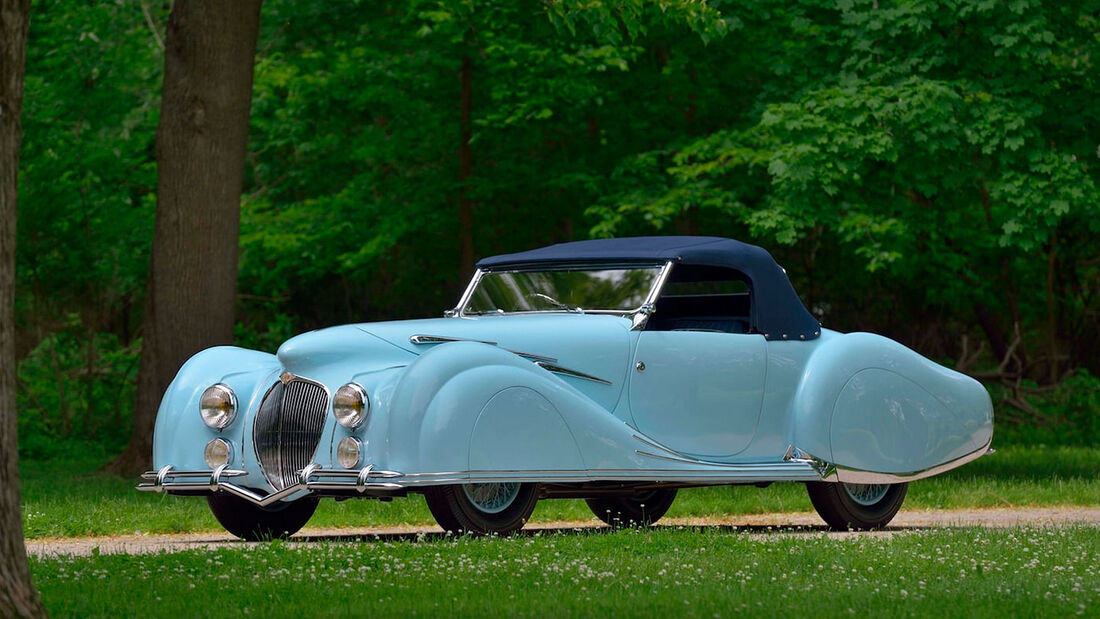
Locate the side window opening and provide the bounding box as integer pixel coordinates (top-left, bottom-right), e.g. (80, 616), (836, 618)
(646, 265), (753, 334)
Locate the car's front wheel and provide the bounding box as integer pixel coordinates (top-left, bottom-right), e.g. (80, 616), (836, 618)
(423, 482), (538, 535)
(586, 488), (678, 527)
(207, 492), (319, 541)
(806, 481), (907, 530)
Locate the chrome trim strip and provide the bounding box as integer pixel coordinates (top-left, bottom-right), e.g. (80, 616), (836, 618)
(137, 460), (824, 504)
(631, 433), (692, 459)
(410, 334), (498, 346)
(534, 361), (612, 385)
(136, 464), (407, 507)
(383, 463), (821, 485)
(785, 439), (994, 484)
(409, 334), (558, 363)
(635, 450), (780, 469)
(140, 466), (247, 482)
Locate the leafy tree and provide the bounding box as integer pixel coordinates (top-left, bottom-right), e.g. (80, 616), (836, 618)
(1, 0), (46, 614)
(108, 0), (264, 475)
(589, 0), (1100, 386)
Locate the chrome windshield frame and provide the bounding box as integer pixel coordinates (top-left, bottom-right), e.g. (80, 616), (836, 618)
(449, 261), (673, 319)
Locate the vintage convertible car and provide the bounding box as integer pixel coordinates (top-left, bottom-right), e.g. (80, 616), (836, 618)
(138, 236), (993, 539)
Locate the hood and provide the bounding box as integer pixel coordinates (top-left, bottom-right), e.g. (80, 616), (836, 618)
(276, 324), (418, 375)
(278, 314), (633, 410)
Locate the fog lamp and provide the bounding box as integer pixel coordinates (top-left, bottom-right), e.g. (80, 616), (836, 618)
(199, 383), (237, 429)
(333, 383), (369, 429)
(337, 437), (362, 469)
(204, 438), (232, 468)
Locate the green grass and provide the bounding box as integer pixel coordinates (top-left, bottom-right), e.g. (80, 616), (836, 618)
(30, 526), (1100, 618)
(20, 446), (1100, 539)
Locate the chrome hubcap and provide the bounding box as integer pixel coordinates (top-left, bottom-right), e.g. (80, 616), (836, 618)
(842, 483), (890, 506)
(462, 483), (521, 514)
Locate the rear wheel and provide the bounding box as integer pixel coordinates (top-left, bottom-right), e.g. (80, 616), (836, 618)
(207, 492), (319, 541)
(423, 482), (538, 535)
(806, 481), (907, 530)
(586, 488), (678, 527)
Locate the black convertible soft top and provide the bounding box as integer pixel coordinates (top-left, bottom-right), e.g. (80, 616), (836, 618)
(477, 236), (821, 341)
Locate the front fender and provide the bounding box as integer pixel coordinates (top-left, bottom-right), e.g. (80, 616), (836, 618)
(384, 342), (646, 476)
(792, 333), (993, 475)
(152, 346), (281, 469)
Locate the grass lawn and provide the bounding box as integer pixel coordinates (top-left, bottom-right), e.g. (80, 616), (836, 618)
(30, 526), (1100, 618)
(20, 446), (1100, 539)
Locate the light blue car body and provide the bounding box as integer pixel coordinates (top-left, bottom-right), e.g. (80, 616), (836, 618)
(144, 242), (993, 506)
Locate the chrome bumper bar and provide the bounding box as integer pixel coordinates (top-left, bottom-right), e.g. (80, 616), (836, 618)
(136, 463), (405, 507)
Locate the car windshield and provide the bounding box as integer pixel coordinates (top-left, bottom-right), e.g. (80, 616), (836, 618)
(464, 266), (663, 315)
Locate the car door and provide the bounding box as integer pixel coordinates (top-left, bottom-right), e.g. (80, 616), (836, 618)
(628, 330), (767, 458)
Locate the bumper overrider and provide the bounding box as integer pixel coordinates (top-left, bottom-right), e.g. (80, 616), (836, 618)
(136, 463), (405, 507)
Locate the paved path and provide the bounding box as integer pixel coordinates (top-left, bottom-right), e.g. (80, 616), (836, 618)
(26, 507), (1100, 558)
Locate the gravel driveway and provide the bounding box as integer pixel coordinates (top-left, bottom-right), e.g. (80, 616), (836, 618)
(25, 507), (1100, 558)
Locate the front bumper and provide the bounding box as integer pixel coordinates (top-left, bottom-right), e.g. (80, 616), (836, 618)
(136, 464), (405, 507)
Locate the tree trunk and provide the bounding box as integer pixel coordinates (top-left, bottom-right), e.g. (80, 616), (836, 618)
(106, 0), (263, 476)
(0, 0), (47, 615)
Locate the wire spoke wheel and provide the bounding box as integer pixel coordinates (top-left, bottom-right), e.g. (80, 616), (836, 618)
(424, 482), (538, 535)
(841, 483), (890, 506)
(461, 483), (521, 514)
(806, 481), (907, 530)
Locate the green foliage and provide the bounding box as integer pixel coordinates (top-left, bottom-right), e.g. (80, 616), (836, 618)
(990, 370), (1100, 447)
(16, 330), (138, 458)
(13, 0), (1100, 454)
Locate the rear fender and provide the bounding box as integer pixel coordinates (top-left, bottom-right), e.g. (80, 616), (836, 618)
(792, 333), (993, 476)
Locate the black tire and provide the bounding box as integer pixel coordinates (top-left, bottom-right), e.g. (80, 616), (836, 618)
(586, 488), (678, 527)
(806, 481), (907, 530)
(207, 492), (319, 541)
(423, 482), (538, 535)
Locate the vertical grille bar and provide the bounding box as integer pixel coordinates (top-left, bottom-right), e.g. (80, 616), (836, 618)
(253, 377), (329, 491)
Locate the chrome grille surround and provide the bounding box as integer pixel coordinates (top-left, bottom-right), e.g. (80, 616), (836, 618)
(252, 376), (330, 491)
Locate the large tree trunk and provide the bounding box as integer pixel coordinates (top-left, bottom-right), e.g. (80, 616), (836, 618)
(0, 0), (46, 616)
(106, 0), (263, 475)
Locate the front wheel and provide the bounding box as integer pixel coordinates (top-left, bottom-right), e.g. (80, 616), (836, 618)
(586, 488), (678, 527)
(423, 482), (538, 535)
(806, 481), (907, 530)
(207, 492), (319, 541)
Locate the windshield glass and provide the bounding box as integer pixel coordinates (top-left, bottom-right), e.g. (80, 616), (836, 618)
(464, 266), (662, 314)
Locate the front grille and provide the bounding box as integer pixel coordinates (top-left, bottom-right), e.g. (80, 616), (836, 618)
(253, 377), (329, 491)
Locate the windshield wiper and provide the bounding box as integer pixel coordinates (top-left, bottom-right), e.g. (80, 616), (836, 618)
(529, 293), (584, 313)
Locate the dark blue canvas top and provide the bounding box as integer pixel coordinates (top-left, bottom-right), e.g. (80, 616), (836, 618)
(477, 236), (821, 341)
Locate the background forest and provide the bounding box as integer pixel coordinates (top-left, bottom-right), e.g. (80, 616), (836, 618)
(14, 0), (1100, 461)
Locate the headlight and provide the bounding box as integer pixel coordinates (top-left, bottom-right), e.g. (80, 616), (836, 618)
(337, 437), (362, 468)
(199, 383), (237, 429)
(204, 438), (232, 467)
(332, 383), (369, 429)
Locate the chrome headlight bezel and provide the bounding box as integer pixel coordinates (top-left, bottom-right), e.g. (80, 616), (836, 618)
(337, 436), (363, 469)
(204, 437), (233, 467)
(332, 383), (369, 429)
(199, 383), (237, 429)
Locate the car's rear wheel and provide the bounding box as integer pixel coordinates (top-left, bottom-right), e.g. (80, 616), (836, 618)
(207, 492), (319, 541)
(806, 481), (907, 530)
(586, 488), (678, 527)
(423, 482), (538, 535)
